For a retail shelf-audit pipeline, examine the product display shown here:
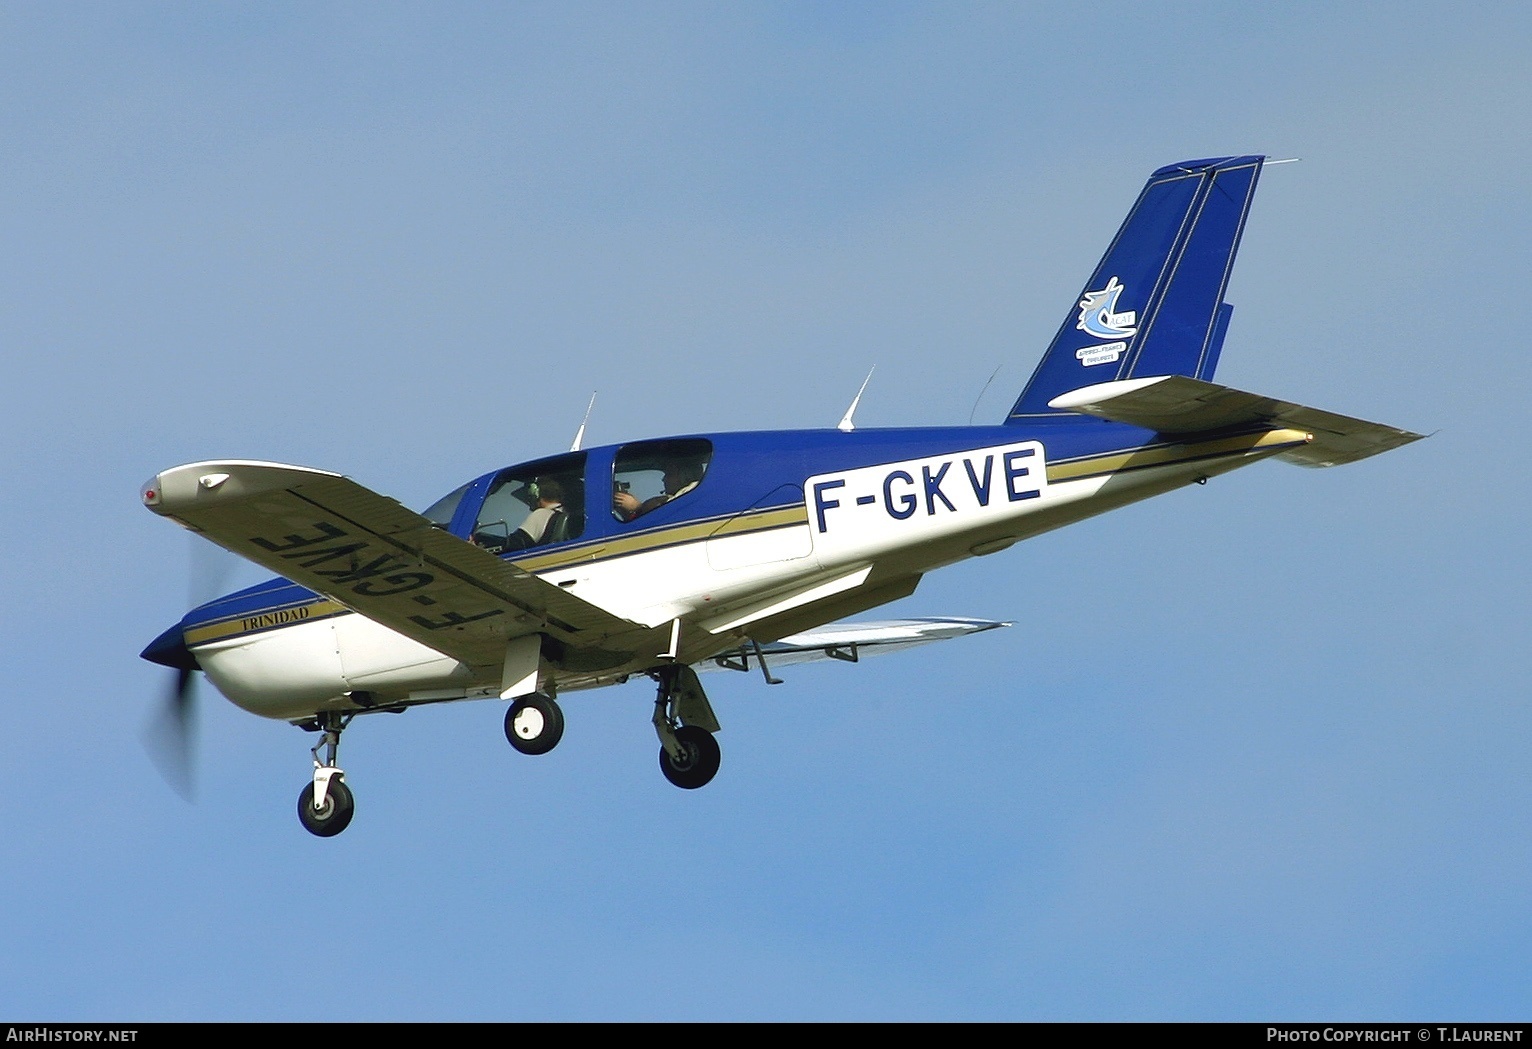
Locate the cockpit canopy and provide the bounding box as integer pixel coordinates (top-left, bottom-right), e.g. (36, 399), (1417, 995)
(419, 438), (714, 557)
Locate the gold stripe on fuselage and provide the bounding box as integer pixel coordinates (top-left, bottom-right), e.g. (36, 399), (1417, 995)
(1044, 428), (1308, 483)
(510, 503), (809, 572)
(183, 598), (349, 647)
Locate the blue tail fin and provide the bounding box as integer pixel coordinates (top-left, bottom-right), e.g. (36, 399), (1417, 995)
(1006, 155), (1264, 421)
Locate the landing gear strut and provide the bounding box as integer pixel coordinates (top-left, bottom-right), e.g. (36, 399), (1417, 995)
(651, 664), (721, 790)
(298, 711), (355, 837)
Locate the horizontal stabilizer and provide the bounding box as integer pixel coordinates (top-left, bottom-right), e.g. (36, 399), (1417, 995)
(1048, 374), (1423, 467)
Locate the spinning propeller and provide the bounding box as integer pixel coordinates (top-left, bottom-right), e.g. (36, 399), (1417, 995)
(143, 653), (198, 800)
(142, 536), (235, 801)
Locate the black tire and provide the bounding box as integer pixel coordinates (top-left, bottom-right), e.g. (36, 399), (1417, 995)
(659, 725), (721, 789)
(504, 694), (565, 755)
(298, 778), (355, 837)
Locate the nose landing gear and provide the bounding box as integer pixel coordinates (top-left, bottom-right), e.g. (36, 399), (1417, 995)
(298, 711), (355, 837)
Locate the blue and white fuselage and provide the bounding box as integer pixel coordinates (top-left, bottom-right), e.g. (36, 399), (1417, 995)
(148, 417), (1306, 720)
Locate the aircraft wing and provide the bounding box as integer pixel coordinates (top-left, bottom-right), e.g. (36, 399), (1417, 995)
(699, 617), (1010, 674)
(1048, 374), (1423, 467)
(141, 460), (641, 668)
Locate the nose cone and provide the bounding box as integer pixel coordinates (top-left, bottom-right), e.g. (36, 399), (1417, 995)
(142, 621), (198, 671)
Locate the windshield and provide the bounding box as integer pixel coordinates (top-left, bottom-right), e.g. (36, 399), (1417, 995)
(421, 481), (472, 529)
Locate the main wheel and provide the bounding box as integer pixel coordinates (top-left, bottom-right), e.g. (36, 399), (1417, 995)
(298, 778), (355, 837)
(504, 694), (565, 755)
(659, 725), (721, 789)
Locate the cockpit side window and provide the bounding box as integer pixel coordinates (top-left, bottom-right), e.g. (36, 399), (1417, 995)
(611, 438), (712, 523)
(472, 453), (586, 555)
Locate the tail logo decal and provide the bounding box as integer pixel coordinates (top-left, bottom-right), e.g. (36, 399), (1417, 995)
(1076, 276), (1138, 340)
(1073, 276), (1137, 367)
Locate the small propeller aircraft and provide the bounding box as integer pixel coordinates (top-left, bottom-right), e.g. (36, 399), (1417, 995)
(141, 155), (1421, 836)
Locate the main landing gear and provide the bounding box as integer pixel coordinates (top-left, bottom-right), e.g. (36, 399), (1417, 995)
(652, 664), (721, 790)
(298, 711), (355, 837)
(499, 668), (722, 790)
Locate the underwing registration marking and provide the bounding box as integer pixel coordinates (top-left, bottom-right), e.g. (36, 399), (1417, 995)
(247, 521), (506, 632)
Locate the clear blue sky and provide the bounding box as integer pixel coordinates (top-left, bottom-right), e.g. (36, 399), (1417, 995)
(3, 1), (1527, 1021)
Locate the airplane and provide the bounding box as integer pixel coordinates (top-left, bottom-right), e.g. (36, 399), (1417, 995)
(140, 155), (1422, 837)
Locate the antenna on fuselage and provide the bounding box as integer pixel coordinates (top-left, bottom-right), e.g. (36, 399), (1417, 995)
(570, 391), (597, 451)
(969, 360), (1006, 425)
(837, 367), (875, 432)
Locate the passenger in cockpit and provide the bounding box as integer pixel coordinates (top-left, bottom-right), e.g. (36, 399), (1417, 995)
(613, 462), (700, 521)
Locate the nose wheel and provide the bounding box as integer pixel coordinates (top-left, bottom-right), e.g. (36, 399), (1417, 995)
(298, 777), (354, 837)
(298, 711), (355, 837)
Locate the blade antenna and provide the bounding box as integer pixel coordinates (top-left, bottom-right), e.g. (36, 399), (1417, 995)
(570, 391), (598, 452)
(969, 360), (1006, 425)
(836, 367), (875, 432)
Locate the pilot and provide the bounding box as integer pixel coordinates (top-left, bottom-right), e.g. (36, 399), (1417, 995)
(502, 478), (566, 550)
(613, 462), (701, 522)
